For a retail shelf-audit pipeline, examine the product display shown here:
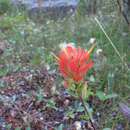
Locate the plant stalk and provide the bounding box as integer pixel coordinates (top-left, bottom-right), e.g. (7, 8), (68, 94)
(79, 96), (96, 130)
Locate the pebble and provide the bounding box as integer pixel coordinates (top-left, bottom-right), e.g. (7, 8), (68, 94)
(64, 99), (70, 107)
(74, 121), (82, 130)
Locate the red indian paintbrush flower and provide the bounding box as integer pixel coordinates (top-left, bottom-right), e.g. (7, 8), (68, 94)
(57, 44), (94, 83)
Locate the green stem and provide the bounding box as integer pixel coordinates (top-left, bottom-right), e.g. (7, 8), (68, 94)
(79, 96), (96, 130)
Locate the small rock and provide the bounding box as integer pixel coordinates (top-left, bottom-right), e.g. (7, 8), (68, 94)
(74, 121), (82, 130)
(64, 99), (70, 107)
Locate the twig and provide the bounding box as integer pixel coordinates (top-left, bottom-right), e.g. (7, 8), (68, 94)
(117, 0), (130, 25)
(79, 96), (96, 130)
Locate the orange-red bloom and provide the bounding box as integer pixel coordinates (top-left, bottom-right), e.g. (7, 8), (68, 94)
(58, 44), (94, 82)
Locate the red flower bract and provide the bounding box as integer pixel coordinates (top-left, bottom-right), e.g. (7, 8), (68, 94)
(58, 45), (94, 82)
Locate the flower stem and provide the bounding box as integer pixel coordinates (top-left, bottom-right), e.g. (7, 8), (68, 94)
(79, 96), (96, 130)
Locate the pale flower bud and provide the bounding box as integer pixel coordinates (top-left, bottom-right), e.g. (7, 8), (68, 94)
(89, 38), (96, 44)
(96, 49), (103, 56)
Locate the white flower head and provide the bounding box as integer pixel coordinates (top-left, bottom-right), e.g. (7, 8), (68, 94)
(96, 49), (103, 56)
(89, 38), (96, 44)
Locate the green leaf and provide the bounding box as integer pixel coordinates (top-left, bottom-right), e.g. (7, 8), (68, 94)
(96, 91), (117, 101)
(57, 124), (64, 130)
(31, 54), (41, 65)
(81, 83), (88, 99)
(76, 106), (84, 112)
(105, 93), (118, 100)
(79, 114), (89, 120)
(96, 91), (106, 101)
(15, 128), (21, 130)
(0, 67), (9, 76)
(65, 109), (75, 119)
(36, 88), (43, 101)
(103, 128), (111, 130)
(6, 124), (12, 130)
(83, 88), (93, 100)
(46, 99), (57, 110)
(107, 72), (114, 94)
(26, 127), (31, 130)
